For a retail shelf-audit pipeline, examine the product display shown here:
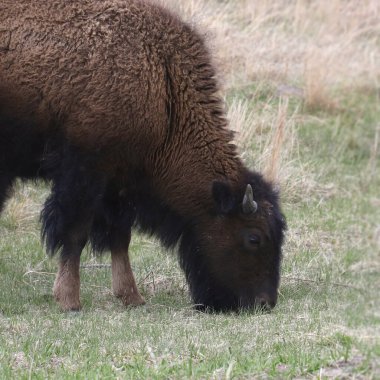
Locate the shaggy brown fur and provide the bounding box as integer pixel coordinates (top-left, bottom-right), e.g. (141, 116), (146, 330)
(0, 0), (286, 312)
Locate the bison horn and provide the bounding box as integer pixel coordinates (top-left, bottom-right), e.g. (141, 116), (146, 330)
(242, 184), (258, 214)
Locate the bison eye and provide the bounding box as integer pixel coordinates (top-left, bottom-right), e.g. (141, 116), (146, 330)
(244, 233), (261, 250)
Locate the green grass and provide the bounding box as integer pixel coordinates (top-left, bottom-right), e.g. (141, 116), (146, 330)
(1, 87), (379, 379)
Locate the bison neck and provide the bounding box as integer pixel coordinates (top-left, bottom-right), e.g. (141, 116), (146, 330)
(146, 137), (244, 219)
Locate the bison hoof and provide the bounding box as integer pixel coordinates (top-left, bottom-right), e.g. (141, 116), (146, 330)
(53, 290), (82, 312)
(115, 292), (146, 307)
(113, 285), (146, 307)
(55, 298), (82, 312)
(124, 295), (146, 307)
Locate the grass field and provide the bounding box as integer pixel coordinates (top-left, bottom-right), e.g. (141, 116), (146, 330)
(1, 0), (379, 378)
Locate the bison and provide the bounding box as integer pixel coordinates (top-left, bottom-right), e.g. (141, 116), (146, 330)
(0, 0), (286, 312)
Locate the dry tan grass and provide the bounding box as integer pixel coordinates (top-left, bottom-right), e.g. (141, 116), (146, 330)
(262, 97), (289, 184)
(165, 0), (380, 100)
(227, 96), (312, 203)
(1, 182), (48, 231)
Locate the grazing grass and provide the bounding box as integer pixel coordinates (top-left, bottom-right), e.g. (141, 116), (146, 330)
(1, 0), (379, 378)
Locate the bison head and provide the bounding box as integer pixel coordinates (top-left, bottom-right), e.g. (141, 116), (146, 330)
(179, 171), (286, 312)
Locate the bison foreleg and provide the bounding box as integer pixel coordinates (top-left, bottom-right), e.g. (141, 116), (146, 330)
(53, 248), (82, 311)
(111, 248), (145, 306)
(91, 190), (145, 307)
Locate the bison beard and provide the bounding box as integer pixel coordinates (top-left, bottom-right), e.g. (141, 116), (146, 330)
(0, 0), (286, 312)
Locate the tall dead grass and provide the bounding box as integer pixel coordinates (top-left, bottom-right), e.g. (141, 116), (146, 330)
(167, 0), (380, 105)
(227, 97), (316, 203)
(1, 182), (49, 231)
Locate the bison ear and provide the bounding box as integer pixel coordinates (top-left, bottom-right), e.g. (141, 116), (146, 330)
(212, 181), (235, 214)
